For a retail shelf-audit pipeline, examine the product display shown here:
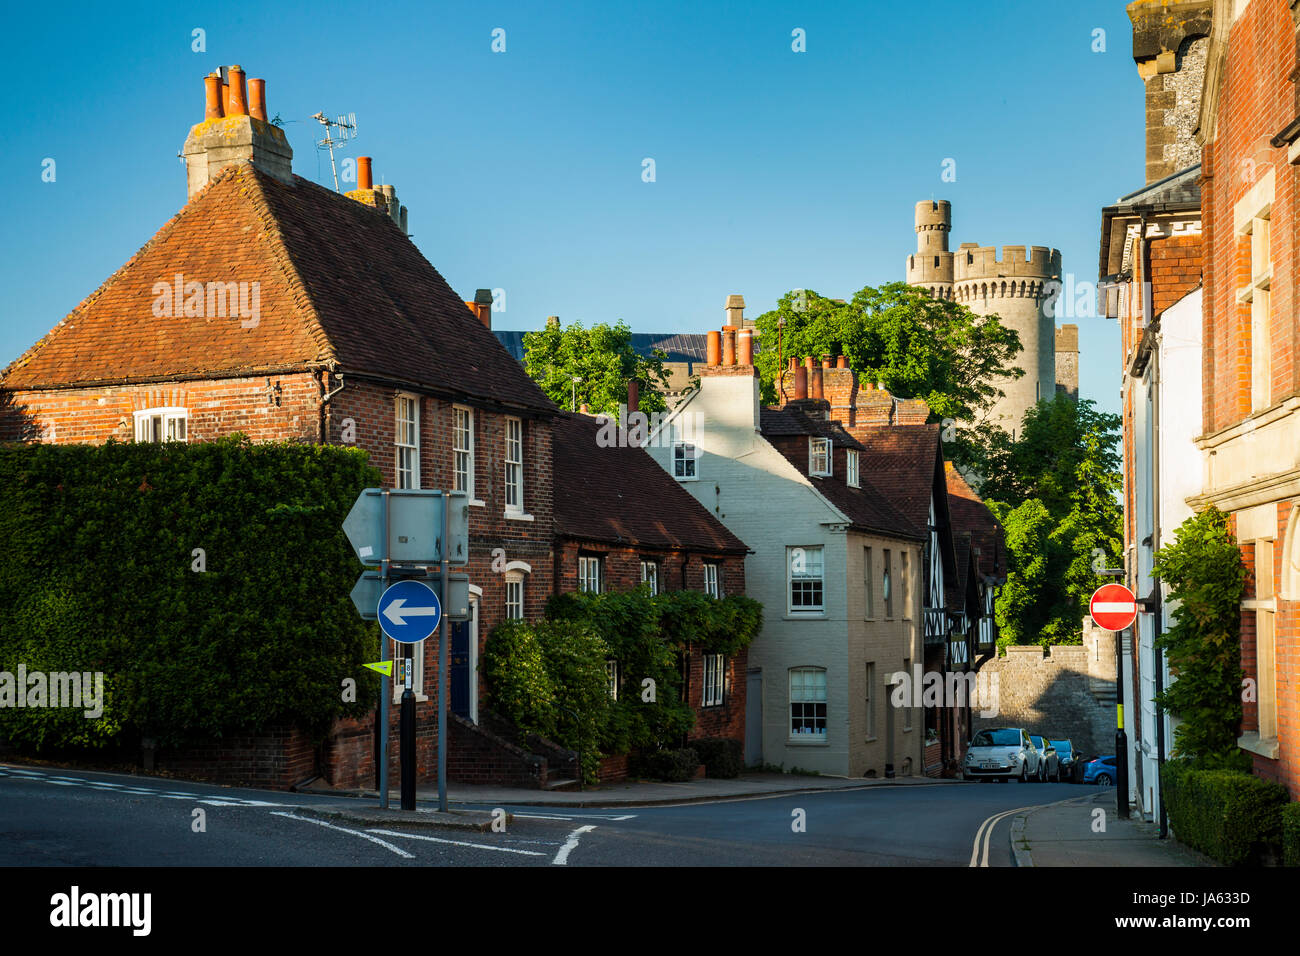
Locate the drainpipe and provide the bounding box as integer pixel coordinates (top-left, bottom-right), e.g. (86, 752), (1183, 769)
(318, 367), (345, 443)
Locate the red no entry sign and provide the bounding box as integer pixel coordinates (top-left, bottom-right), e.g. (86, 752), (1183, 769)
(1090, 583), (1138, 631)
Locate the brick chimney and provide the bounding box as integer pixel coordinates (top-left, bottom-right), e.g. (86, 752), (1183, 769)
(182, 66), (293, 199)
(464, 289), (493, 329)
(345, 156), (409, 234)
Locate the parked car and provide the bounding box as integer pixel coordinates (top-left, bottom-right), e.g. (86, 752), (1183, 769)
(1082, 755), (1118, 786)
(963, 727), (1043, 783)
(1050, 739), (1079, 782)
(1029, 736), (1059, 781)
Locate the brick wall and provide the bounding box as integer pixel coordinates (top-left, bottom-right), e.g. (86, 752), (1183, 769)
(155, 726), (317, 789)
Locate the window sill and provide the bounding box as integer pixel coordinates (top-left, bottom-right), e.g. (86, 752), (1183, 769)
(1237, 731), (1280, 759)
(505, 511), (534, 522)
(864, 735), (878, 744)
(785, 612), (827, 620)
(787, 737), (829, 746)
(468, 499), (486, 508)
(674, 475), (699, 482)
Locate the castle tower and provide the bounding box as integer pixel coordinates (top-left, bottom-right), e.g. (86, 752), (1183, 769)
(952, 241), (1061, 433)
(905, 200), (955, 299)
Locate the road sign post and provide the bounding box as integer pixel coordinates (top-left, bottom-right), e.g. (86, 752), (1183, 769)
(342, 487), (468, 813)
(1090, 583), (1137, 822)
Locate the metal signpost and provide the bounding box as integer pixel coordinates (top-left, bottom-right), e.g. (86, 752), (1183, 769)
(1090, 583), (1138, 821)
(343, 488), (469, 813)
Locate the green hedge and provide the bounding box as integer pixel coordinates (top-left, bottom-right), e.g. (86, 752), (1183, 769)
(629, 747), (700, 782)
(0, 437), (382, 751)
(1284, 803), (1300, 868)
(1161, 761), (1288, 866)
(692, 736), (743, 779)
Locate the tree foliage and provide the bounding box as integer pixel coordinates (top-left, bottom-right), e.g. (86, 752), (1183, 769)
(751, 282), (1024, 421)
(1152, 507), (1248, 767)
(521, 318), (671, 416)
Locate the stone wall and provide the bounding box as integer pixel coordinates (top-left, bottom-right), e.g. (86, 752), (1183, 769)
(972, 620), (1117, 760)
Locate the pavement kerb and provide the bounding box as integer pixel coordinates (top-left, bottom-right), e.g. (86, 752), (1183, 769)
(300, 776), (966, 810)
(1009, 792), (1099, 868)
(288, 804), (507, 832)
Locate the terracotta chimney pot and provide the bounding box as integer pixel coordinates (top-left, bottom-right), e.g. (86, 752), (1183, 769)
(204, 73), (224, 119)
(810, 366), (824, 399)
(836, 355), (848, 369)
(227, 65), (248, 116)
(794, 365), (808, 400)
(706, 330), (721, 366)
(248, 78), (267, 121)
(357, 156), (373, 191)
(721, 326), (737, 366)
(737, 329), (753, 366)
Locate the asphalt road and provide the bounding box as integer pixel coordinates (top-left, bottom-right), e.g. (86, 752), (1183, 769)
(0, 762), (1083, 867)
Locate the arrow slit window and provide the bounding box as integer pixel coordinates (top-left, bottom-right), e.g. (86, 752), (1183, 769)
(133, 407), (187, 443)
(505, 417), (523, 512)
(395, 394), (419, 489)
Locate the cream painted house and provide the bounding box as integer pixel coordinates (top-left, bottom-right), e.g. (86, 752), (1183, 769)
(645, 339), (932, 778)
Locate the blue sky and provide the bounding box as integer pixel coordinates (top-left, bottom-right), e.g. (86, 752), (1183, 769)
(1, 0), (1144, 417)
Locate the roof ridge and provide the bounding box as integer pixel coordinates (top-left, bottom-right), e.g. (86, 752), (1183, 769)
(239, 166), (338, 365)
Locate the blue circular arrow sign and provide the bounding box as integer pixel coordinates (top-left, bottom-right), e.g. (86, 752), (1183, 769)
(377, 580), (442, 643)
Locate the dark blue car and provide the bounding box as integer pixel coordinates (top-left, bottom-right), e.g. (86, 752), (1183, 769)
(1082, 754), (1118, 785)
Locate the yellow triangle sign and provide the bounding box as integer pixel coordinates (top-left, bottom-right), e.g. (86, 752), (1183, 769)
(363, 661), (393, 677)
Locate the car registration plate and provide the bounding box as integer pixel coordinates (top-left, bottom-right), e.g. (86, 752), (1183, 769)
(980, 761), (999, 769)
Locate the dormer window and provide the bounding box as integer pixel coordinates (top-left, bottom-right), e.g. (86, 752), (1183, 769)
(846, 449), (860, 487)
(809, 437), (831, 476)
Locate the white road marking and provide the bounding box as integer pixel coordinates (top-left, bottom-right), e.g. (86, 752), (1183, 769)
(552, 824), (596, 866)
(970, 805), (1038, 867)
(270, 812), (415, 859)
(508, 811), (638, 822)
(367, 829), (545, 856)
(510, 812), (575, 821)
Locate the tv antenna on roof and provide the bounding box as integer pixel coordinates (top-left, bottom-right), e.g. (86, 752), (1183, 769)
(311, 111), (357, 192)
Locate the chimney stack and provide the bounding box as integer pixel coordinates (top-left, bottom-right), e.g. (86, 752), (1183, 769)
(810, 364), (824, 400)
(725, 294), (745, 327)
(547, 315), (560, 329)
(183, 65), (293, 199)
(627, 379), (639, 415)
(465, 288), (493, 329)
(344, 159), (409, 233)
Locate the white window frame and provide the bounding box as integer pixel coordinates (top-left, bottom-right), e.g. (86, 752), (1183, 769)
(578, 555), (603, 594)
(900, 550), (911, 620)
(395, 394), (420, 489)
(788, 545), (825, 614)
(673, 441), (698, 480)
(703, 653), (725, 707)
(606, 659), (619, 700)
(846, 449), (859, 487)
(789, 666), (828, 740)
(640, 560), (659, 596)
(453, 405), (477, 501)
(883, 548), (893, 619)
(504, 572), (525, 620)
(133, 407), (188, 443)
(702, 562), (720, 598)
(809, 437), (831, 476)
(504, 416), (524, 514)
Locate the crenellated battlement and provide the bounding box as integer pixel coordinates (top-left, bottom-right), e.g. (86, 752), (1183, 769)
(953, 244), (1061, 282)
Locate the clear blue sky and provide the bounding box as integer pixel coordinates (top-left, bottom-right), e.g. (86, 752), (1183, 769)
(1, 0), (1144, 417)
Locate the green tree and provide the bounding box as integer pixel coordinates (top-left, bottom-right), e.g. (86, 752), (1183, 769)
(1152, 507), (1248, 768)
(752, 282), (1024, 421)
(522, 319), (671, 416)
(988, 498), (1073, 648)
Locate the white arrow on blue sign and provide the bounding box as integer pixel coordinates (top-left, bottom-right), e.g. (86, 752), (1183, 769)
(378, 579), (442, 643)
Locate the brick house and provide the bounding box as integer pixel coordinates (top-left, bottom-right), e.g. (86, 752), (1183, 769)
(0, 65), (750, 789)
(1185, 0), (1300, 800)
(552, 409), (751, 754)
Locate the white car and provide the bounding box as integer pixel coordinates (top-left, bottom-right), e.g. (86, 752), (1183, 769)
(963, 727), (1043, 782)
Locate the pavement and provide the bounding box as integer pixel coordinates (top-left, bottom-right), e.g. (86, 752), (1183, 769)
(1011, 787), (1216, 867)
(300, 769), (963, 811)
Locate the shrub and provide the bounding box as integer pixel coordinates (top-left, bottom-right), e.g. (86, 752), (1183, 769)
(629, 747), (700, 782)
(534, 619), (610, 783)
(1284, 803), (1300, 868)
(692, 736), (743, 778)
(1161, 761), (1288, 866)
(480, 620), (556, 741)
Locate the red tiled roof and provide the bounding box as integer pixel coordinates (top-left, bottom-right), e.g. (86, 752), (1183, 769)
(552, 412), (748, 553)
(946, 463), (1006, 581)
(3, 163), (554, 414)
